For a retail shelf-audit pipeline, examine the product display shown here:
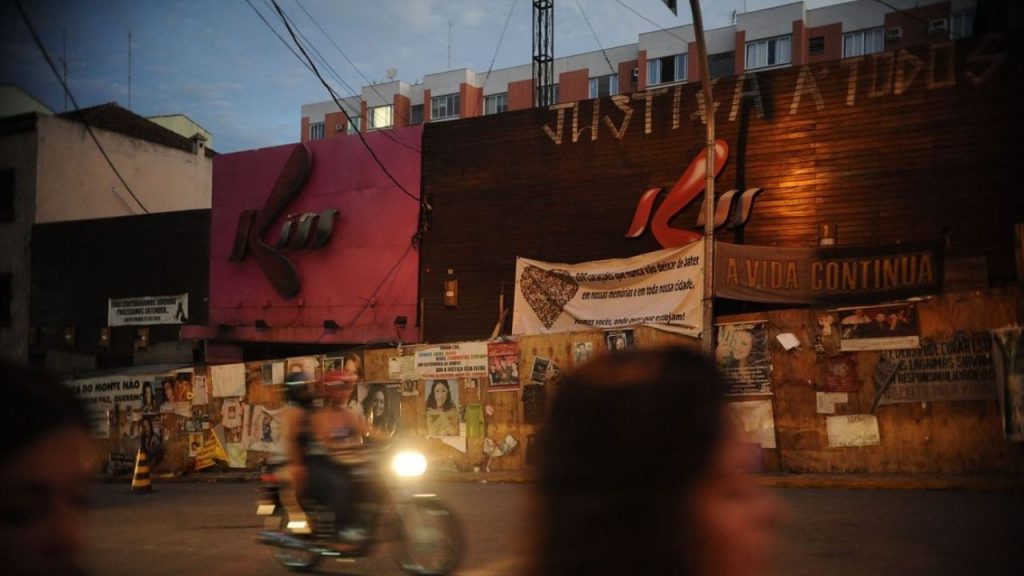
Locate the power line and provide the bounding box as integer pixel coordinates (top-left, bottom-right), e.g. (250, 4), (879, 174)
(612, 0), (691, 45)
(480, 0), (520, 93)
(268, 0), (419, 204)
(289, 0), (421, 153)
(13, 0), (149, 214)
(572, 0), (618, 75)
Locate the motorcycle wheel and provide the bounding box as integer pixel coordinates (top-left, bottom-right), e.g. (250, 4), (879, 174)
(269, 510), (322, 572)
(392, 500), (463, 575)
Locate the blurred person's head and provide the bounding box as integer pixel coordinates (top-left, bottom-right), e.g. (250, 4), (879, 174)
(0, 361), (95, 576)
(534, 346), (782, 576)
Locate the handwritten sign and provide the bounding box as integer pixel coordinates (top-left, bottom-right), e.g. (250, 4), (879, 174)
(415, 342), (489, 379)
(878, 334), (996, 405)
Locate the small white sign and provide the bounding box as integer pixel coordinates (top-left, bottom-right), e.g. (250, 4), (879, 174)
(826, 414), (880, 447)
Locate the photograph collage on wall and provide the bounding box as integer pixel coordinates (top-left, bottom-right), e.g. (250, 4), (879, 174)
(425, 378), (460, 437)
(833, 302), (920, 351)
(487, 341), (521, 391)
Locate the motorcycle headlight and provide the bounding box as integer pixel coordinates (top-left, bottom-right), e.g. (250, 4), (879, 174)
(391, 450), (428, 478)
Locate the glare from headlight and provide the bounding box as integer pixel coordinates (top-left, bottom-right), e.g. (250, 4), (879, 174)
(391, 451), (428, 477)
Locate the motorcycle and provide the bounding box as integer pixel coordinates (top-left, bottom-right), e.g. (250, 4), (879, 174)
(256, 443), (462, 574)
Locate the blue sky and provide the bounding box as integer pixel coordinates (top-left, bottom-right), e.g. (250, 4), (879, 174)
(1, 1), (839, 153)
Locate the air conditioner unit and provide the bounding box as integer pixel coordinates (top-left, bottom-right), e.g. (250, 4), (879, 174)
(631, 67), (640, 79)
(885, 27), (903, 41)
(335, 123), (345, 131)
(928, 18), (948, 35)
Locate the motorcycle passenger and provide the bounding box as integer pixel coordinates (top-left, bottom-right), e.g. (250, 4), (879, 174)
(281, 369), (379, 544)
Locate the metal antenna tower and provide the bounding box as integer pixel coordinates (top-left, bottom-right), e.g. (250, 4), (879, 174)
(532, 0), (554, 107)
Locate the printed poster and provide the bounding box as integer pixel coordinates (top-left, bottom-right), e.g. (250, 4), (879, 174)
(487, 341), (521, 391)
(826, 414), (881, 447)
(816, 392), (849, 414)
(834, 303), (920, 351)
(425, 379), (460, 437)
(210, 363), (246, 398)
(107, 293), (189, 326)
(990, 327), (1024, 441)
(715, 322), (772, 395)
(530, 356), (551, 385)
(415, 342), (489, 379)
(605, 328), (635, 352)
(246, 405), (286, 453)
(877, 334), (996, 405)
(820, 354), (862, 392)
(728, 400), (777, 449)
(573, 341), (593, 364)
(192, 373), (209, 405)
(512, 242), (704, 338)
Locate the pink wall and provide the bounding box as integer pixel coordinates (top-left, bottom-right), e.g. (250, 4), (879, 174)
(204, 126), (423, 345)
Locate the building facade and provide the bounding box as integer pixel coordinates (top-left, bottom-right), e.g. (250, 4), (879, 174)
(300, 0), (979, 141)
(0, 102), (214, 373)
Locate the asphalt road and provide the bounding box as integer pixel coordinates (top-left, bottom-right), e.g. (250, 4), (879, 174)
(81, 480), (1022, 575)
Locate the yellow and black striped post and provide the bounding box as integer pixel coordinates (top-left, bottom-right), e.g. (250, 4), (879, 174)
(130, 449), (152, 494)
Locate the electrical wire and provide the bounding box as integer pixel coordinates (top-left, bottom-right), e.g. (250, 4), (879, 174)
(346, 241), (416, 329)
(480, 0), (520, 93)
(267, 0), (420, 202)
(572, 0), (618, 75)
(612, 0), (691, 45)
(294, 0), (422, 147)
(13, 0), (150, 214)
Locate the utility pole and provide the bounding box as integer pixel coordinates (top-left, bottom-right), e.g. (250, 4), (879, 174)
(128, 31), (132, 111)
(688, 0), (717, 354)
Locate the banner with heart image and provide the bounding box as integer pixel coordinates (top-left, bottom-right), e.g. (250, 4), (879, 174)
(512, 242), (704, 337)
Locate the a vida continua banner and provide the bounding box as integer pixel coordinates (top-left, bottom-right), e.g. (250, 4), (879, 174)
(715, 241), (942, 305)
(513, 242), (703, 337)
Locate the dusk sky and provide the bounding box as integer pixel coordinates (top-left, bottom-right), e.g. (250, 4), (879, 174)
(1, 1), (841, 153)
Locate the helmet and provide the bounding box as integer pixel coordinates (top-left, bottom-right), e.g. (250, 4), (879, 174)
(322, 369), (358, 388)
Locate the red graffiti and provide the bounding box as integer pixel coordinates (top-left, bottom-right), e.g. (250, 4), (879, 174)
(625, 140), (729, 247)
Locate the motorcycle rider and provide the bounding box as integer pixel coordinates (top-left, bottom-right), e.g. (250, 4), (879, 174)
(280, 369), (384, 546)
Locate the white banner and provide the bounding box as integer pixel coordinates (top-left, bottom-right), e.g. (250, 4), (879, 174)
(415, 342), (489, 379)
(512, 242), (704, 337)
(108, 293), (188, 326)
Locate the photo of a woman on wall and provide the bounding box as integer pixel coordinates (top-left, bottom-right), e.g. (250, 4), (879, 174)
(425, 380), (459, 436)
(140, 382), (156, 414)
(361, 383), (397, 435)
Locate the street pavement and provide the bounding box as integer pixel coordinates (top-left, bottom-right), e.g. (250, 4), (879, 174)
(82, 477), (1022, 575)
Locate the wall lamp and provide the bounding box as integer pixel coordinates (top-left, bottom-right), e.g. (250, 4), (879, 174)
(323, 319), (340, 330)
(255, 320), (270, 330)
(135, 327), (150, 350)
(100, 327), (111, 348)
(64, 325), (76, 347)
(444, 269), (459, 308)
(819, 223), (837, 249)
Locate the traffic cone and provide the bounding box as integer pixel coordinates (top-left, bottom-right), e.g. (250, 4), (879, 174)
(130, 449), (153, 494)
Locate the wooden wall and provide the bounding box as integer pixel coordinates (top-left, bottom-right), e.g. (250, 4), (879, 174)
(363, 288), (1023, 476)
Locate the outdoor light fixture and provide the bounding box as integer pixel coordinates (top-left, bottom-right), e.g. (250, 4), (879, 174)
(135, 327), (149, 350)
(64, 325), (76, 347)
(255, 319), (270, 330)
(444, 269), (459, 308)
(394, 315), (408, 328)
(100, 327), (111, 347)
(323, 319), (340, 330)
(819, 223), (837, 249)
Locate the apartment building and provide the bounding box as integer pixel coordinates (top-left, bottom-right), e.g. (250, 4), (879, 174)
(300, 0), (978, 142)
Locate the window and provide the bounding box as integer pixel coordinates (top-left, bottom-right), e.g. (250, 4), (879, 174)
(745, 35), (791, 70)
(0, 169), (13, 223)
(410, 104), (424, 125)
(647, 53), (686, 85)
(951, 10), (974, 39)
(346, 116), (360, 135)
(708, 52), (735, 79)
(369, 105), (393, 130)
(809, 36), (825, 56)
(484, 93), (508, 115)
(589, 74), (618, 98)
(842, 28), (884, 58)
(309, 122), (325, 140)
(431, 93), (460, 121)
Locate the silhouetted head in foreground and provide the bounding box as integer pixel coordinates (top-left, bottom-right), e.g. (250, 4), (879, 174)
(0, 361), (95, 576)
(534, 346), (782, 576)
